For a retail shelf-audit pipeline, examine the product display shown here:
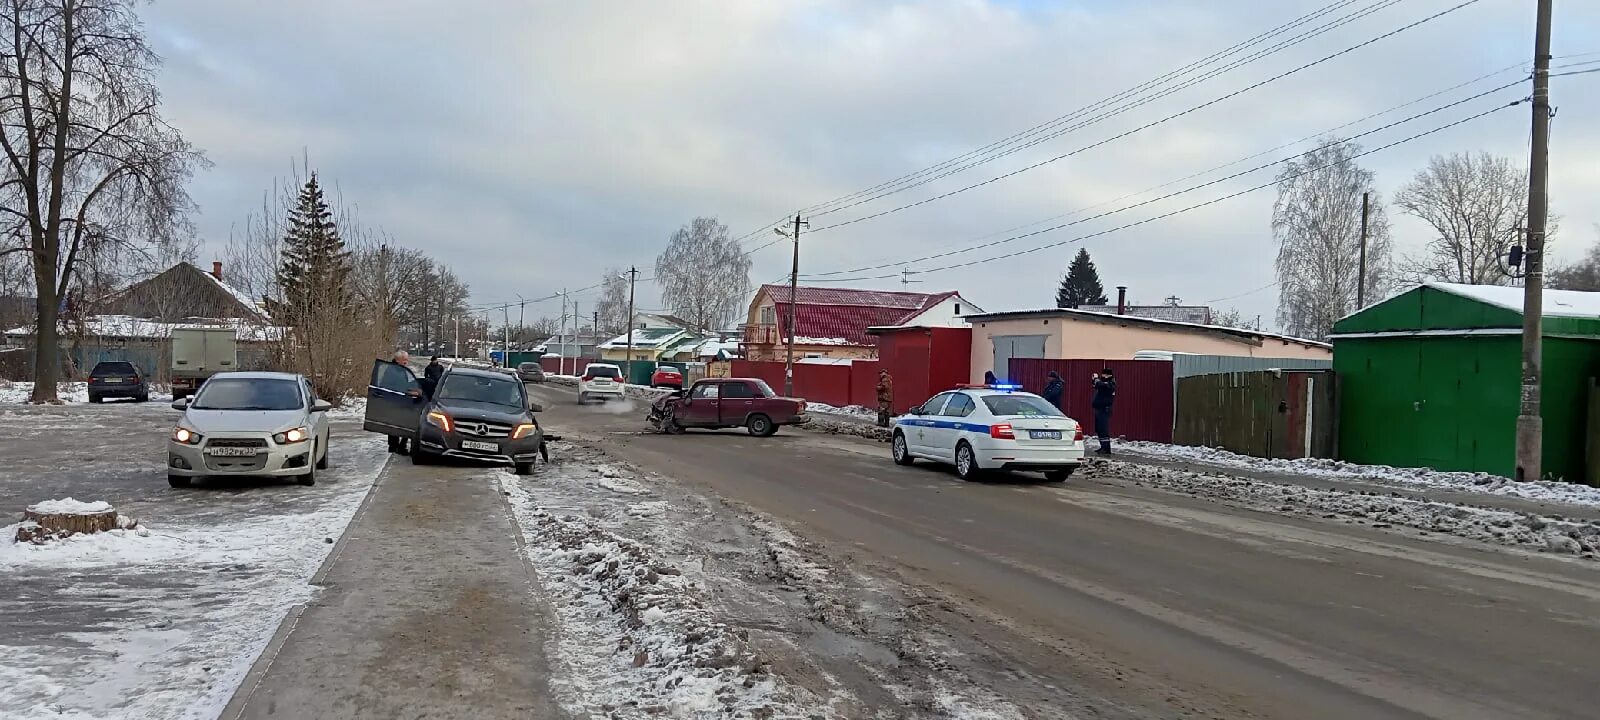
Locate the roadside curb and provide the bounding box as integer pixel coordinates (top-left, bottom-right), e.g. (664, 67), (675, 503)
(217, 452), (394, 720)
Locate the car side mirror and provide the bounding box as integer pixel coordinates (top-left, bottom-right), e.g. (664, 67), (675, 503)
(909, 405), (922, 415)
(311, 399), (333, 413)
(171, 398), (190, 410)
(528, 400), (545, 413)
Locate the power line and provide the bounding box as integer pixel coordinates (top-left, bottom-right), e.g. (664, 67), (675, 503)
(803, 80), (1522, 279)
(850, 99), (1518, 284)
(804, 0), (1404, 220)
(795, 0), (1373, 217)
(1204, 281), (1281, 305)
(805, 0), (1484, 234)
(1550, 67), (1600, 78)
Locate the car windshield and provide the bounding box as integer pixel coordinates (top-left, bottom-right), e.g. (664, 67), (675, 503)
(749, 379), (777, 397)
(437, 373), (523, 408)
(191, 378), (303, 411)
(91, 361), (136, 375)
(981, 394), (1064, 417)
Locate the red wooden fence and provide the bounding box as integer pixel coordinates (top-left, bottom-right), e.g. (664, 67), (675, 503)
(1008, 358), (1175, 443)
(540, 356), (591, 376)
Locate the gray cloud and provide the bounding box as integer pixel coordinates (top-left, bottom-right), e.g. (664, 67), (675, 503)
(143, 0), (1600, 327)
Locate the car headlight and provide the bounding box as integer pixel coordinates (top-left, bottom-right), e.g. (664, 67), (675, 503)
(172, 427), (202, 445)
(511, 422), (537, 439)
(426, 410), (452, 433)
(273, 427), (310, 444)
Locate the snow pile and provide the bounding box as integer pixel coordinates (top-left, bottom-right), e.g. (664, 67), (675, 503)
(503, 493), (799, 718)
(0, 381), (88, 404)
(1121, 441), (1600, 508)
(1089, 461), (1600, 557)
(26, 498), (113, 515)
(804, 414), (891, 442)
(805, 402), (879, 420)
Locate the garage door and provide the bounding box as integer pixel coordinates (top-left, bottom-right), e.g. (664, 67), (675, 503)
(991, 335), (1046, 383)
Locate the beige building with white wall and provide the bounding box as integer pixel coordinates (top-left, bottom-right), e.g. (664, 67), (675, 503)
(965, 308), (1331, 382)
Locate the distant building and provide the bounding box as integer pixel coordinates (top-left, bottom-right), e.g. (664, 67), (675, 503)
(1079, 303), (1213, 325)
(741, 284), (982, 361)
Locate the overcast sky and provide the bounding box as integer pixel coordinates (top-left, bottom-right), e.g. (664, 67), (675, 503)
(142, 0), (1600, 330)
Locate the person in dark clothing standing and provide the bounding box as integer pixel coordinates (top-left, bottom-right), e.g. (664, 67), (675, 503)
(984, 370), (998, 386)
(1091, 367), (1117, 454)
(421, 356), (444, 398)
(1042, 370), (1064, 410)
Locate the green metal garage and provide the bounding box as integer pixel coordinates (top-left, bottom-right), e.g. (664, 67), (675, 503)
(1331, 283), (1600, 482)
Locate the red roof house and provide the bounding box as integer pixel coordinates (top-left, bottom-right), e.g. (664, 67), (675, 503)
(741, 284), (980, 360)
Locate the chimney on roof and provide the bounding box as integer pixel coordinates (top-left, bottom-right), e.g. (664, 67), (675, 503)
(1116, 286), (1128, 315)
(211, 261), (223, 281)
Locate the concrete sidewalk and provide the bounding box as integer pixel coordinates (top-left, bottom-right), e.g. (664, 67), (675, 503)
(222, 457), (562, 720)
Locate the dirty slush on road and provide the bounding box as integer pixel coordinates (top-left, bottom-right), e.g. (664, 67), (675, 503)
(503, 439), (1091, 719)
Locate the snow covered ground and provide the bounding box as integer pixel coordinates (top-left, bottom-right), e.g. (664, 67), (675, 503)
(499, 441), (1029, 719)
(0, 435), (390, 720)
(0, 381), (89, 404)
(1121, 441), (1600, 508)
(1085, 459), (1600, 558)
(805, 402), (880, 421)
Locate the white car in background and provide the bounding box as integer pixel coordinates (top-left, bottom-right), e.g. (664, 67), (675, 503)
(167, 372), (333, 488)
(578, 363), (626, 404)
(891, 385), (1084, 482)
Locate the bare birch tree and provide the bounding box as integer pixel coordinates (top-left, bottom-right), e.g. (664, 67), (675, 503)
(1549, 226), (1600, 292)
(594, 267), (629, 336)
(654, 217), (749, 333)
(0, 0), (205, 402)
(1273, 139), (1390, 341)
(1395, 152), (1528, 285)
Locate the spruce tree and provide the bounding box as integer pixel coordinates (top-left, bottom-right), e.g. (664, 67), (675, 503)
(1056, 248), (1108, 308)
(270, 174), (353, 324)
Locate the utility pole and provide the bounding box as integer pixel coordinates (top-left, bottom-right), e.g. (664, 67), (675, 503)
(573, 300), (581, 375)
(1358, 191), (1370, 308)
(559, 289), (569, 376)
(782, 214), (807, 396)
(1516, 0), (1554, 482)
(454, 316), (460, 358)
(624, 267), (638, 382)
(502, 306), (510, 367)
(900, 268), (922, 289)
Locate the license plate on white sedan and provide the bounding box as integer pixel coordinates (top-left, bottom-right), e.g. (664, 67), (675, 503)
(461, 440), (498, 452)
(1029, 430), (1062, 440)
(206, 447), (257, 457)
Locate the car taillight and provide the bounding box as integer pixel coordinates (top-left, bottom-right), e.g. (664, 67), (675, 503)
(1074, 425), (1084, 441)
(990, 423), (1014, 440)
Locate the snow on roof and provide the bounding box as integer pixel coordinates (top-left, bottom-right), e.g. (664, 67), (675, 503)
(4, 314), (286, 342)
(792, 336), (854, 346)
(201, 269), (267, 317)
(762, 285), (967, 346)
(599, 327), (688, 349)
(965, 307), (1331, 349)
(1427, 282), (1600, 318)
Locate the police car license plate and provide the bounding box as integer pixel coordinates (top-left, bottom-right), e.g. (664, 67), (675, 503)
(461, 440), (498, 452)
(1029, 430), (1062, 440)
(207, 447), (257, 457)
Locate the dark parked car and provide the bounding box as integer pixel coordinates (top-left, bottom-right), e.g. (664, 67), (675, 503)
(649, 378), (807, 436)
(88, 360), (151, 403)
(363, 360), (547, 474)
(516, 361), (545, 383)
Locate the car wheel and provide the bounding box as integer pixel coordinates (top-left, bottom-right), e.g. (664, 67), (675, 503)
(316, 436), (330, 469)
(514, 461), (533, 475)
(577, 393), (587, 405)
(167, 474), (189, 489)
(410, 447), (433, 465)
(137, 393), (150, 403)
(955, 442), (982, 482)
(89, 395), (102, 404)
(1045, 469), (1074, 483)
(746, 414), (775, 437)
(892, 432), (914, 465)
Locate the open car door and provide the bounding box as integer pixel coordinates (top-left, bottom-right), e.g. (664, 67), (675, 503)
(364, 359), (421, 438)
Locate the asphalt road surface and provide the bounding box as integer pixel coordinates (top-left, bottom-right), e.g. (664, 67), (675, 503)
(528, 383), (1600, 720)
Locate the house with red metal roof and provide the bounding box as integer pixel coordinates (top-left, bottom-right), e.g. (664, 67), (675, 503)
(740, 284), (982, 361)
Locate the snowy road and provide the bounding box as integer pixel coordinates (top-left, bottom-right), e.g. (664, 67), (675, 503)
(0, 400), (389, 719)
(527, 382), (1600, 720)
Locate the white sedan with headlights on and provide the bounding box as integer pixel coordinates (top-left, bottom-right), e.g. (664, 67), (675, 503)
(891, 385), (1085, 482)
(167, 371), (333, 488)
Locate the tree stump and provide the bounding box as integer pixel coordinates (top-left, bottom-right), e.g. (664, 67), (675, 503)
(15, 501), (121, 544)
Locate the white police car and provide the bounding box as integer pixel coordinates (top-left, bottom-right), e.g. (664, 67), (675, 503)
(890, 385), (1084, 482)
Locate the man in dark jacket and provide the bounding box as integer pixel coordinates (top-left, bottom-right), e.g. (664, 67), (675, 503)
(1091, 367), (1117, 454)
(1042, 371), (1064, 410)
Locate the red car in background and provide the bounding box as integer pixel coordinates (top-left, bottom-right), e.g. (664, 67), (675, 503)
(647, 378), (808, 437)
(651, 365), (684, 389)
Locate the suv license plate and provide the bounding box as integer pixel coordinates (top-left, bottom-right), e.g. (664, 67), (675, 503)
(461, 440), (498, 452)
(207, 447), (258, 457)
(1029, 430), (1062, 440)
